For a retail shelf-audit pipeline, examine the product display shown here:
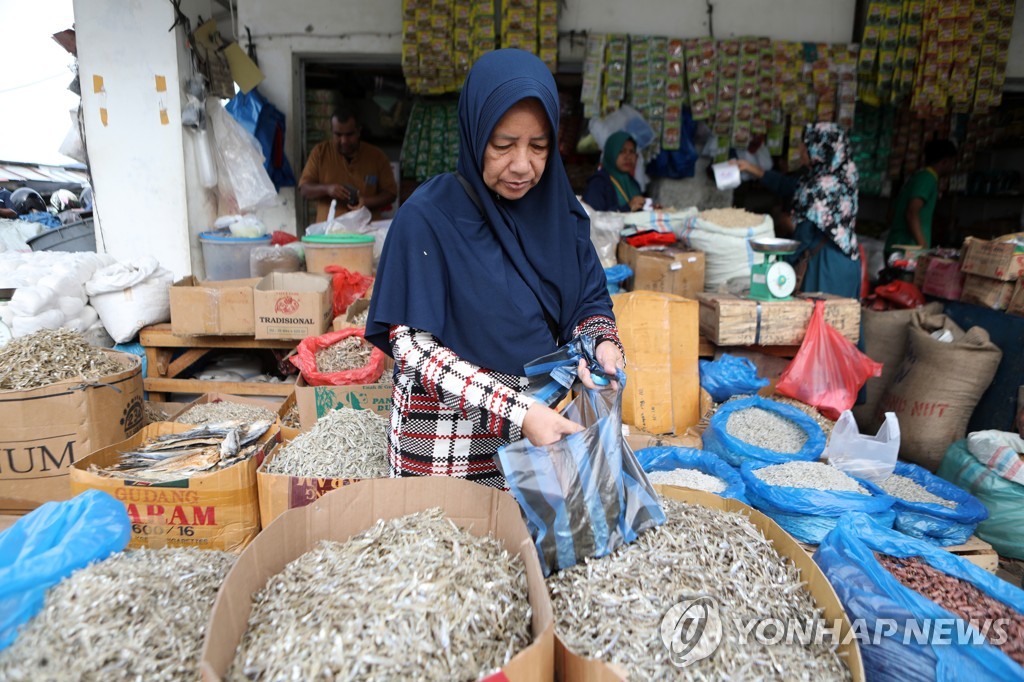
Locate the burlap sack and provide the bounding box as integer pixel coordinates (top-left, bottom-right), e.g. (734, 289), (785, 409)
(853, 302), (943, 432)
(879, 312), (1001, 471)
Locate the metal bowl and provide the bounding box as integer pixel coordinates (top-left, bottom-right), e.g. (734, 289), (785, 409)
(749, 237), (801, 254)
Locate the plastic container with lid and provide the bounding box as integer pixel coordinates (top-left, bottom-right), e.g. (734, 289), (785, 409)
(199, 230), (272, 281)
(301, 233), (374, 276)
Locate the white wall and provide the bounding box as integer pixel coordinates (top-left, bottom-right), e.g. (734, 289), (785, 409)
(74, 0), (193, 277)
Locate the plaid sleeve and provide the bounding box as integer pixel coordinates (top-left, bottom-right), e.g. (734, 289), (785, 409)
(389, 325), (535, 435)
(573, 314), (625, 365)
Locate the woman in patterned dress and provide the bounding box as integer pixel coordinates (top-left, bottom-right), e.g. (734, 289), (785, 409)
(366, 49), (624, 489)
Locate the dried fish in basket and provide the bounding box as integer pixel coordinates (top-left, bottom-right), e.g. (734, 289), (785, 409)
(0, 328), (124, 391)
(177, 400), (277, 426)
(228, 508), (532, 681)
(91, 420), (273, 483)
(264, 407), (387, 479)
(0, 547), (235, 682)
(315, 335), (374, 373)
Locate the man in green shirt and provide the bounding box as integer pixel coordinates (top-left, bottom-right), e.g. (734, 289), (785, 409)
(885, 139), (957, 257)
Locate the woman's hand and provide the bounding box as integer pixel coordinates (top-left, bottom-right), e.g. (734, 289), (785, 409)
(577, 340), (624, 391)
(628, 195), (646, 211)
(522, 402), (584, 446)
(730, 159), (764, 179)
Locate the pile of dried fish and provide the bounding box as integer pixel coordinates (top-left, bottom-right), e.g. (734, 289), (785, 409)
(92, 420), (272, 483)
(647, 468), (727, 494)
(144, 402), (170, 424)
(265, 407), (387, 479)
(350, 308), (369, 327)
(726, 406), (809, 453)
(0, 328), (123, 391)
(229, 508), (532, 680)
(879, 474), (957, 508)
(177, 400), (277, 426)
(754, 461), (868, 494)
(769, 395), (837, 440)
(316, 335), (373, 373)
(549, 498), (850, 679)
(281, 403), (301, 429)
(0, 548), (234, 682)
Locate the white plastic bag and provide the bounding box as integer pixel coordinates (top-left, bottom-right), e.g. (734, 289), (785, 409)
(86, 257), (174, 343)
(12, 310), (64, 337)
(325, 206), (372, 234)
(579, 200), (625, 269)
(206, 100), (278, 213)
(589, 105), (655, 151)
(825, 410), (900, 484)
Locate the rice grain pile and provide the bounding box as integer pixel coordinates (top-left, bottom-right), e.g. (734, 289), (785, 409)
(698, 207), (764, 228)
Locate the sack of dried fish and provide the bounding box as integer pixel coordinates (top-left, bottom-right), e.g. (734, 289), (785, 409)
(878, 462), (988, 547)
(635, 445), (748, 502)
(0, 547), (234, 680)
(176, 397), (278, 427)
(815, 512), (1024, 681)
(0, 490), (130, 650)
(740, 460), (896, 544)
(200, 477), (553, 680)
(497, 380), (665, 576)
(702, 395), (826, 467)
(290, 328), (386, 386)
(70, 422), (278, 552)
(549, 494), (855, 680)
(257, 407), (389, 526)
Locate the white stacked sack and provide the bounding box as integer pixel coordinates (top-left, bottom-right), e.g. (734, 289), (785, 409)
(85, 256), (174, 343)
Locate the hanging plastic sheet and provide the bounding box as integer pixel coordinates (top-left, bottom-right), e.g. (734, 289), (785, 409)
(698, 353), (769, 402)
(634, 446), (748, 503)
(0, 490), (130, 651)
(226, 88), (296, 190)
(496, 375), (665, 576)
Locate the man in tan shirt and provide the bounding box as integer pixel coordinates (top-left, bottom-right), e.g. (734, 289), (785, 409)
(299, 106), (398, 222)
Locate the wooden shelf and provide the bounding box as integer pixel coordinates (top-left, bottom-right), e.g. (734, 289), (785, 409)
(143, 377), (295, 398)
(139, 323), (296, 350)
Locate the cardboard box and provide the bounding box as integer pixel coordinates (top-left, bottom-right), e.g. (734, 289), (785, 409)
(616, 242), (706, 299)
(69, 422), (279, 552)
(697, 292), (861, 346)
(295, 375), (393, 430)
(960, 273), (1015, 311)
(1007, 278), (1024, 318)
(199, 477), (554, 681)
(919, 257), (965, 300)
(333, 298), (370, 331)
(960, 235), (1024, 281)
(555, 488), (865, 682)
(623, 428), (702, 451)
(0, 351), (144, 514)
(169, 277), (259, 336)
(612, 292), (700, 435)
(173, 392), (285, 426)
(253, 272), (332, 340)
(256, 440), (369, 527)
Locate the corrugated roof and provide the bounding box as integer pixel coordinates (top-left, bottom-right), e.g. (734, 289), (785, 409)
(0, 162), (88, 185)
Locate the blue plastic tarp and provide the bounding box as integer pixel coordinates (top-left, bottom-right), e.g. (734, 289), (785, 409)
(634, 446), (748, 503)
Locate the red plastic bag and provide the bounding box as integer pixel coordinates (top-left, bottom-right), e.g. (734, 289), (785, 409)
(270, 230), (299, 246)
(775, 300), (883, 421)
(624, 230), (677, 248)
(289, 328), (386, 386)
(874, 280), (924, 309)
(323, 265), (373, 318)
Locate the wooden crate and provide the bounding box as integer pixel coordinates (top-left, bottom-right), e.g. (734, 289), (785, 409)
(800, 534), (999, 573)
(697, 292), (861, 346)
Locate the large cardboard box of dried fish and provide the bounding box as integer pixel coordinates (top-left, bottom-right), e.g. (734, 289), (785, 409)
(169, 276), (260, 336)
(69, 421), (280, 552)
(0, 344), (144, 514)
(697, 292), (861, 346)
(294, 375), (393, 429)
(552, 487), (865, 682)
(174, 392), (286, 427)
(200, 477), (555, 681)
(253, 272), (332, 340)
(611, 291), (700, 435)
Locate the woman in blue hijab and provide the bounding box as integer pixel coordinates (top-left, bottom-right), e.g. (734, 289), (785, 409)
(583, 131), (645, 212)
(366, 49), (624, 489)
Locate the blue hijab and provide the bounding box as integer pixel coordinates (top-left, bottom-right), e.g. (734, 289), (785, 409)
(366, 49), (612, 376)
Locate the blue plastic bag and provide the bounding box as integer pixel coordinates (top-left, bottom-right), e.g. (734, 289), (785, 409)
(496, 375), (665, 576)
(885, 461), (989, 547)
(523, 334), (606, 408)
(698, 354), (769, 402)
(740, 461), (896, 544)
(634, 446), (748, 503)
(604, 264), (633, 294)
(814, 513), (1024, 682)
(702, 395), (826, 467)
(0, 490), (130, 651)
(226, 88), (296, 191)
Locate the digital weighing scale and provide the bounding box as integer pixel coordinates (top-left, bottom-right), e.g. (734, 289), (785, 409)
(748, 238), (800, 302)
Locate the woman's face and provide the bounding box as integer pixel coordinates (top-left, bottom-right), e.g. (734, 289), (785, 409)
(615, 140), (638, 175)
(482, 98), (551, 200)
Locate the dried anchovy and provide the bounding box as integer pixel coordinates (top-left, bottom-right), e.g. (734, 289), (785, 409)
(350, 308), (369, 327)
(726, 406), (808, 453)
(647, 468), (727, 494)
(880, 474), (956, 509)
(144, 401), (170, 424)
(0, 548), (235, 682)
(0, 328), (123, 391)
(316, 335), (373, 373)
(549, 499), (850, 680)
(281, 403), (301, 429)
(697, 207), (764, 228)
(754, 461), (868, 494)
(177, 401), (277, 426)
(769, 395), (836, 440)
(229, 508), (532, 681)
(264, 407), (388, 478)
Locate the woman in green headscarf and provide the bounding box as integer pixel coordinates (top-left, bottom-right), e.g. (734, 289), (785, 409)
(583, 131), (646, 212)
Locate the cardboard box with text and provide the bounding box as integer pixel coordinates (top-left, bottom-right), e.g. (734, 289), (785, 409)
(254, 272), (332, 340)
(169, 277), (259, 336)
(616, 241), (706, 299)
(295, 375), (392, 430)
(960, 273), (1015, 311)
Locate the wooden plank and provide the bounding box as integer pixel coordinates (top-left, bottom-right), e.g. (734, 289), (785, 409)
(166, 348), (210, 379)
(697, 292), (861, 346)
(0, 514), (20, 533)
(139, 323), (297, 350)
(698, 336), (715, 357)
(143, 377), (296, 398)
